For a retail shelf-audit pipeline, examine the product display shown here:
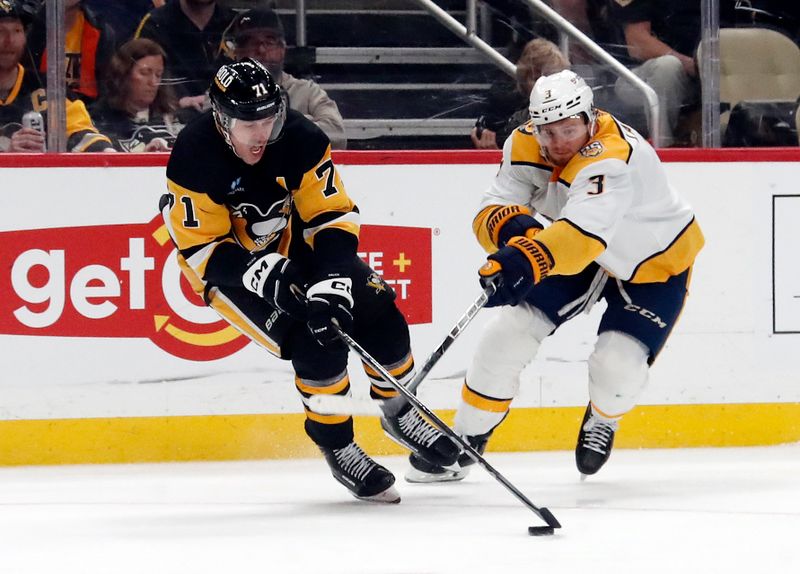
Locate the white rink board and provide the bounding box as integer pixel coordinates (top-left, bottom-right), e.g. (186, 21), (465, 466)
(0, 158), (798, 420)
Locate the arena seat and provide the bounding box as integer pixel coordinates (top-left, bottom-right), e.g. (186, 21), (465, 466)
(699, 27), (800, 141)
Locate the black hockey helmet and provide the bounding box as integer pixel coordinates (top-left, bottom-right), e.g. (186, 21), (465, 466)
(209, 58), (286, 144)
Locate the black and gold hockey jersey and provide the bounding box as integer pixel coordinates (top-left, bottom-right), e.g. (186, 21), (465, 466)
(163, 109), (359, 292)
(0, 64), (113, 152)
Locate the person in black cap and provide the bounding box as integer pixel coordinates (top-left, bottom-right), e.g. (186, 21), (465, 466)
(230, 7), (346, 149)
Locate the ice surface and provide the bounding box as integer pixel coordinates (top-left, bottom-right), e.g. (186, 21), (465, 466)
(0, 444), (798, 573)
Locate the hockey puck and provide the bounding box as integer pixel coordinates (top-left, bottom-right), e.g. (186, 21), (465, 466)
(528, 526), (555, 536)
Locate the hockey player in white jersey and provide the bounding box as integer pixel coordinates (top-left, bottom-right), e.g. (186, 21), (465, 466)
(408, 70), (704, 481)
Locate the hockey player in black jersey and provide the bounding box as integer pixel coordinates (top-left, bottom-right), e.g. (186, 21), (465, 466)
(160, 59), (459, 503)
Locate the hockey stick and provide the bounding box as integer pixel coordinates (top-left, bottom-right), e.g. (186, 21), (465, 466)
(309, 284), (495, 416)
(331, 322), (561, 535)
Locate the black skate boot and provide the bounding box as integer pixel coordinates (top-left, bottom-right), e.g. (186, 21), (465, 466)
(575, 403), (619, 477)
(320, 442), (400, 503)
(405, 432), (491, 484)
(381, 402), (460, 469)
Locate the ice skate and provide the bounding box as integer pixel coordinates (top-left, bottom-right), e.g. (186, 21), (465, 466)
(381, 402), (460, 468)
(405, 432), (491, 484)
(320, 442), (400, 503)
(575, 403), (619, 477)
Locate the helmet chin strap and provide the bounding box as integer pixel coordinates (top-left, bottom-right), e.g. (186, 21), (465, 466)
(587, 109), (598, 138)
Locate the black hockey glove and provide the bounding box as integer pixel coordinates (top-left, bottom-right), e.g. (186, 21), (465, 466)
(479, 247), (533, 307)
(306, 272), (354, 349)
(242, 253), (307, 320)
(479, 236), (551, 307)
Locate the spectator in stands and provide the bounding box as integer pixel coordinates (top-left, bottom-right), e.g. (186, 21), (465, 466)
(0, 0), (113, 152)
(610, 0), (701, 147)
(90, 38), (181, 152)
(83, 1), (165, 46)
(135, 0), (233, 117)
(471, 38), (569, 150)
(26, 0), (115, 105)
(229, 7), (347, 149)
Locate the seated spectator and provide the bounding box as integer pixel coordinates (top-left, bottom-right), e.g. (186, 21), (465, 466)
(471, 38), (569, 150)
(229, 7), (347, 149)
(135, 0), (233, 118)
(0, 1), (113, 152)
(610, 0), (700, 147)
(90, 38), (181, 152)
(26, 0), (116, 105)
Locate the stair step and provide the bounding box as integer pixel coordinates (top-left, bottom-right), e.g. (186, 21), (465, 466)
(331, 88), (487, 119)
(344, 118), (474, 139)
(313, 46), (507, 65)
(307, 63), (507, 85)
(275, 12), (470, 47)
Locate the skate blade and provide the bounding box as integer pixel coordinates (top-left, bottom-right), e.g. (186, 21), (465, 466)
(580, 473), (588, 482)
(355, 485), (401, 504)
(404, 466), (468, 484)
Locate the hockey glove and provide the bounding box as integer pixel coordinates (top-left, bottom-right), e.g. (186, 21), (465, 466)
(306, 272), (354, 349)
(486, 205), (544, 247)
(243, 253), (307, 320)
(479, 236), (553, 307)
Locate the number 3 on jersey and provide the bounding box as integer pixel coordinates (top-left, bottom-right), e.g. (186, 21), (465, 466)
(588, 174), (605, 195)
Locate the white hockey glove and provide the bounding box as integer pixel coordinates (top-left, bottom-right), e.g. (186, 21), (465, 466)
(243, 253), (307, 320)
(306, 272), (354, 349)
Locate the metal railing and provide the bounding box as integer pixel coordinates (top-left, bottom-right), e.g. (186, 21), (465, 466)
(413, 0), (662, 146)
(38, 0), (723, 150)
(46, 0), (67, 152)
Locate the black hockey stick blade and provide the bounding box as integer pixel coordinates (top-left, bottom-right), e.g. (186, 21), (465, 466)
(531, 507), (561, 531)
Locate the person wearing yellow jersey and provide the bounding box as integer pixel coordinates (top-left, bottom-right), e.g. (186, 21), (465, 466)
(407, 70), (704, 482)
(27, 0), (116, 104)
(160, 59), (458, 504)
(0, 0), (112, 152)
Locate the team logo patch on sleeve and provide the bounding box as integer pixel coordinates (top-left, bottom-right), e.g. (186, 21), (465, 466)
(580, 141), (604, 157)
(366, 272), (389, 294)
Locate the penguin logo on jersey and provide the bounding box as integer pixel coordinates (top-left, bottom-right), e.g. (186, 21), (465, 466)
(230, 198), (290, 250)
(580, 141), (604, 158)
(366, 272), (389, 295)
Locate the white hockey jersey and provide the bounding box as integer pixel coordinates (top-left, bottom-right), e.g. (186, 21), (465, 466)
(474, 112), (704, 283)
